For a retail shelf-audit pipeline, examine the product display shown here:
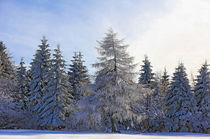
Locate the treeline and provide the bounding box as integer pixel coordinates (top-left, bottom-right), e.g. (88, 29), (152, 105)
(0, 29), (209, 133)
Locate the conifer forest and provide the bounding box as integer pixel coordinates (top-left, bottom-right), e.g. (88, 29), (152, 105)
(0, 29), (209, 134)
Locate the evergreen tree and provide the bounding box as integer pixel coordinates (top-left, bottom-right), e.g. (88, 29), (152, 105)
(37, 45), (74, 129)
(149, 86), (164, 132)
(138, 58), (156, 131)
(194, 61), (210, 133)
(159, 68), (170, 101)
(28, 36), (51, 121)
(0, 41), (15, 80)
(138, 55), (154, 88)
(140, 74), (164, 132)
(0, 42), (24, 129)
(164, 63), (195, 132)
(92, 29), (137, 132)
(0, 41), (16, 101)
(68, 51), (90, 100)
(153, 74), (164, 116)
(16, 58), (29, 110)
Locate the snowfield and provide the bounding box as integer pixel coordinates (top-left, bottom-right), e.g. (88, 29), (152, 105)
(0, 130), (209, 139)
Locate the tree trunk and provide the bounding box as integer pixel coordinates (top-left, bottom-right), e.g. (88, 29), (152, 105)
(111, 117), (117, 132)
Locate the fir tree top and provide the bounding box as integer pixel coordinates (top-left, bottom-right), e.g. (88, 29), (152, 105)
(161, 68), (170, 86)
(170, 63), (190, 92)
(0, 41), (15, 79)
(68, 51), (90, 100)
(194, 61), (210, 113)
(93, 28), (136, 86)
(17, 57), (27, 84)
(138, 55), (154, 88)
(30, 36), (51, 81)
(159, 68), (170, 100)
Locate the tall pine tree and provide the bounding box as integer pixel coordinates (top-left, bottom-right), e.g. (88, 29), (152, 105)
(92, 29), (137, 132)
(194, 61), (210, 133)
(164, 63), (195, 132)
(68, 51), (90, 100)
(37, 45), (74, 129)
(29, 36), (51, 122)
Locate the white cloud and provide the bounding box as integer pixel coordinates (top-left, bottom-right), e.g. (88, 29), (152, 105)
(127, 0), (210, 79)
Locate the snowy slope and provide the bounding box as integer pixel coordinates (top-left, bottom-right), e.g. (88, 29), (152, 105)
(0, 130), (209, 139)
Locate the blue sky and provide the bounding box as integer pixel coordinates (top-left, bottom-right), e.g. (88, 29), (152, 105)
(0, 0), (210, 80)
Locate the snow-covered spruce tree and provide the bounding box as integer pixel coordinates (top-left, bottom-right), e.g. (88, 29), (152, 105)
(194, 61), (210, 133)
(92, 29), (137, 132)
(137, 56), (157, 132)
(138, 55), (154, 89)
(159, 68), (170, 101)
(0, 41), (16, 99)
(137, 74), (164, 132)
(16, 57), (29, 110)
(28, 36), (51, 124)
(0, 42), (27, 129)
(0, 41), (15, 80)
(150, 74), (165, 131)
(37, 45), (74, 129)
(164, 63), (196, 132)
(149, 83), (165, 132)
(68, 51), (90, 100)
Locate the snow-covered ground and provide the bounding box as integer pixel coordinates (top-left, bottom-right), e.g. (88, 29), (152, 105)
(0, 130), (209, 139)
